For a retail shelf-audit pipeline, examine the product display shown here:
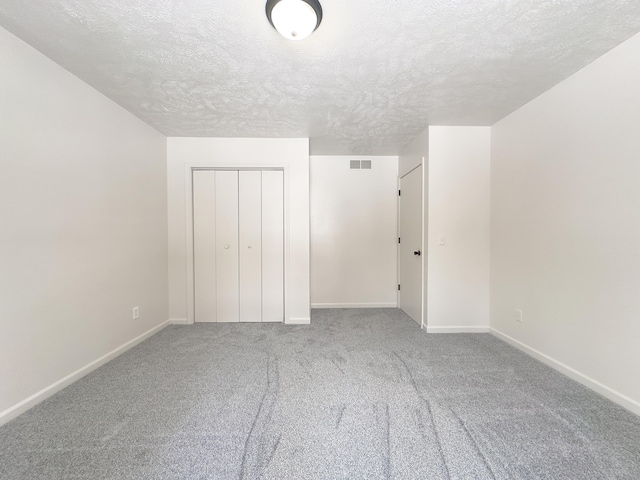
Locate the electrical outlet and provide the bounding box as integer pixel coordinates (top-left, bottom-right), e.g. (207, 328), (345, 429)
(438, 235), (446, 246)
(515, 309), (523, 323)
(133, 307), (140, 320)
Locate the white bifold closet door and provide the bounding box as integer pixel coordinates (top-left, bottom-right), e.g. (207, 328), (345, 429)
(215, 171), (240, 322)
(193, 169), (284, 323)
(239, 171), (262, 322)
(261, 171), (284, 322)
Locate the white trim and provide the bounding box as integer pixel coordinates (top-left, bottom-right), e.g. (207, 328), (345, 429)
(168, 318), (189, 325)
(490, 328), (640, 417)
(426, 325), (490, 333)
(420, 156), (427, 330)
(396, 175), (401, 318)
(0, 320), (170, 426)
(311, 303), (397, 309)
(286, 317), (310, 325)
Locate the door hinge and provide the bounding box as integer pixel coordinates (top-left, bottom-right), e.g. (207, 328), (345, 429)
(398, 284), (401, 291)
(398, 237), (401, 244)
(398, 189), (401, 196)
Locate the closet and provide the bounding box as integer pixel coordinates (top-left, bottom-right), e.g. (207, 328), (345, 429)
(193, 169), (284, 323)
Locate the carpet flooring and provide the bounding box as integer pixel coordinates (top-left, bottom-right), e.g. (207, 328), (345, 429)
(1, 308), (639, 479)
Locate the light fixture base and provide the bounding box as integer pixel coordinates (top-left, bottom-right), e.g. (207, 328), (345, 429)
(266, 0), (323, 41)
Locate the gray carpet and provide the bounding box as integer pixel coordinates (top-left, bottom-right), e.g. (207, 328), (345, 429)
(1, 309), (639, 479)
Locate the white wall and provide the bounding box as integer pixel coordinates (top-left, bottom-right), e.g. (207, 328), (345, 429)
(491, 32), (640, 415)
(310, 156), (398, 308)
(167, 138), (310, 324)
(399, 128), (429, 178)
(399, 126), (491, 332)
(428, 127), (491, 331)
(0, 27), (168, 421)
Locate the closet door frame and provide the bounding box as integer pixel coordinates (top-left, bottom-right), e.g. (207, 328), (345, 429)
(185, 164), (288, 325)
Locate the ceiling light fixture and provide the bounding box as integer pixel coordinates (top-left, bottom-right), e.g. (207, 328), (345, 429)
(266, 0), (323, 41)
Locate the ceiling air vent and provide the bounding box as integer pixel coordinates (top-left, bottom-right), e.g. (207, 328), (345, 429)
(350, 160), (361, 169)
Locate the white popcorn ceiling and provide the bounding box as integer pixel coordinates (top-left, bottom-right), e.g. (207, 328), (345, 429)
(1, 1), (639, 154)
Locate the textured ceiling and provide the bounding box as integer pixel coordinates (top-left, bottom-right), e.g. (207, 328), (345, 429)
(1, 1), (639, 155)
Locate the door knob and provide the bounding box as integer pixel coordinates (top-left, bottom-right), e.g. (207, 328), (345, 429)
(414, 251), (421, 256)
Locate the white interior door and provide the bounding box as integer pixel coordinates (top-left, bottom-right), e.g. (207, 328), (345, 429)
(261, 171), (284, 322)
(239, 171), (262, 322)
(193, 170), (217, 323)
(399, 165), (423, 325)
(215, 170), (240, 323)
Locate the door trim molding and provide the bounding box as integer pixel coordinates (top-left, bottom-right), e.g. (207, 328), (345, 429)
(185, 164), (289, 325)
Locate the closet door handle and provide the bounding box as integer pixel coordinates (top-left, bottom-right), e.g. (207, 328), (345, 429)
(414, 251), (421, 256)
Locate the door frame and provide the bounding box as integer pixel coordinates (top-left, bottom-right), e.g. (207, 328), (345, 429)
(397, 161), (427, 329)
(185, 164), (289, 325)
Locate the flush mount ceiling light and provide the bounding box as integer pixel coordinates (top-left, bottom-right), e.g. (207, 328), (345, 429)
(266, 0), (323, 41)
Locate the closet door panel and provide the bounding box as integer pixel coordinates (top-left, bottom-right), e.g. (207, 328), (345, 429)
(193, 171), (216, 323)
(239, 171), (262, 322)
(215, 170), (240, 323)
(262, 171), (284, 322)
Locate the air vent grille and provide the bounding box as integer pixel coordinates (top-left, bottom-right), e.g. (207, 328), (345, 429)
(350, 160), (372, 170)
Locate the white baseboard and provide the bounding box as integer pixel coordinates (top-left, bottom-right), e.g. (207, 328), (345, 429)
(168, 318), (189, 325)
(286, 317), (311, 325)
(311, 303), (398, 309)
(490, 328), (640, 417)
(426, 325), (490, 333)
(0, 320), (170, 427)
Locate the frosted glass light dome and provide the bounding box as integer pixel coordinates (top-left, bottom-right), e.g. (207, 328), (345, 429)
(266, 0), (322, 41)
